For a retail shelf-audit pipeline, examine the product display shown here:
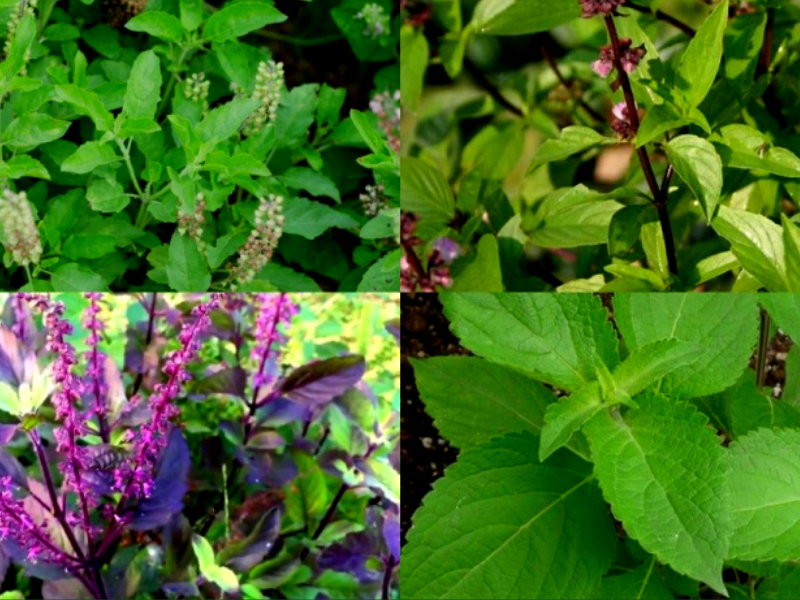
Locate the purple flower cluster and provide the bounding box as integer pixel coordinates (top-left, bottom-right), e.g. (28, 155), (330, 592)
(115, 296), (220, 499)
(580, 0), (625, 18)
(611, 102), (642, 139)
(401, 213), (460, 292)
(22, 295), (91, 505)
(592, 39), (646, 78)
(83, 293), (109, 439)
(252, 293), (298, 391)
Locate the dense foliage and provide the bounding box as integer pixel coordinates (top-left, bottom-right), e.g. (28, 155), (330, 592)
(401, 0), (800, 292)
(404, 292), (800, 599)
(0, 292), (400, 598)
(0, 0), (400, 292)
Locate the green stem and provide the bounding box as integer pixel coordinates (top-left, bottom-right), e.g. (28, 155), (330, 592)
(23, 263), (33, 287)
(757, 309), (771, 388)
(157, 47), (190, 120)
(149, 184), (172, 202)
(117, 139), (145, 198)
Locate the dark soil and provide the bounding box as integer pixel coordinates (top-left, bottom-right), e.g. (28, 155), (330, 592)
(401, 294), (468, 543)
(402, 294), (793, 544)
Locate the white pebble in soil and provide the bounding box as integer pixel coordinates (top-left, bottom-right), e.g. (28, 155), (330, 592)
(421, 437), (433, 449)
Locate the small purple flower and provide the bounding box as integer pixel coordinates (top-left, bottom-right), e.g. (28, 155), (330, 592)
(611, 101), (642, 139)
(580, 0), (626, 18)
(401, 213), (456, 292)
(592, 40), (646, 77)
(433, 238), (461, 265)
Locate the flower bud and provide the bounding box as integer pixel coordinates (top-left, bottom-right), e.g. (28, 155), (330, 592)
(369, 90), (401, 154)
(359, 184), (388, 217)
(231, 195), (285, 286)
(0, 188), (43, 267)
(356, 3), (390, 38)
(244, 61), (285, 137)
(592, 40), (646, 78)
(580, 0), (626, 19)
(3, 0), (37, 72)
(177, 192), (207, 249)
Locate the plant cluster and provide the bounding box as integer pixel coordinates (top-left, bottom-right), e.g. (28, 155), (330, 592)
(0, 291), (399, 598)
(404, 292), (800, 599)
(0, 0), (401, 293)
(401, 0), (800, 292)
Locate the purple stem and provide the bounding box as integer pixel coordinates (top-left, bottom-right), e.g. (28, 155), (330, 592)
(244, 293), (288, 443)
(604, 15), (678, 276)
(29, 431), (86, 562)
(381, 555), (397, 600)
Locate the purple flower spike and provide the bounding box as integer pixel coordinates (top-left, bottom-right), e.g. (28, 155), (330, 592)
(116, 295), (221, 500)
(20, 295), (92, 506)
(580, 0), (626, 19)
(83, 293), (109, 440)
(252, 293), (298, 391)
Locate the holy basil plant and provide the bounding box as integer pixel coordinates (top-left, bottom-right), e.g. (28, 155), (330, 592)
(400, 0), (800, 292)
(0, 0), (400, 293)
(404, 292), (800, 599)
(0, 292), (400, 599)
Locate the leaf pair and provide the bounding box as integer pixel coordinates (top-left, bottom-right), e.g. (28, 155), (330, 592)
(539, 338), (705, 461)
(406, 293), (764, 597)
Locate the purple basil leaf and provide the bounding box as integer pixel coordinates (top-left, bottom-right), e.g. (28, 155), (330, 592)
(385, 319), (400, 344)
(255, 397), (308, 427)
(42, 577), (93, 598)
(390, 442), (399, 472)
(161, 582), (200, 597)
(1, 538), (71, 581)
(279, 355), (366, 408)
(243, 449), (297, 487)
(0, 448), (27, 489)
(222, 505), (283, 572)
(101, 355), (127, 424)
(0, 326), (34, 386)
(189, 366), (247, 399)
(127, 428), (190, 531)
(247, 431), (286, 450)
(1, 297), (36, 348)
(318, 532), (382, 584)
(0, 546), (9, 585)
(0, 425), (18, 446)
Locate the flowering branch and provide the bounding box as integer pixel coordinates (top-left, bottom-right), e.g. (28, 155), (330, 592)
(381, 555), (398, 600)
(586, 1), (679, 276)
(84, 293), (110, 444)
